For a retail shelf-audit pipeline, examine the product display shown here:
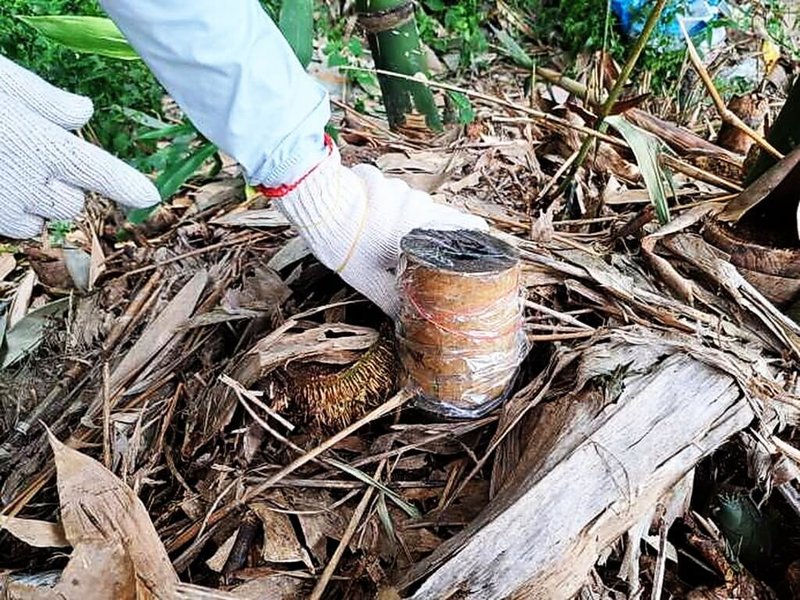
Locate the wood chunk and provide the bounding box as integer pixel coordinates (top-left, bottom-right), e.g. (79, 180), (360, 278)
(399, 334), (755, 600)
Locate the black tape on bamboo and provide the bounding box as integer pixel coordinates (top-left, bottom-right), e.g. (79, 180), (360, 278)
(396, 228), (527, 418)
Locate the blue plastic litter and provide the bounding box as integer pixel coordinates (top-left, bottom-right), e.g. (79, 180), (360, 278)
(611, 0), (725, 46)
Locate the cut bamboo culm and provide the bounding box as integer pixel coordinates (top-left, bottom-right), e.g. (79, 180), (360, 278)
(396, 228), (527, 418)
(356, 0), (441, 131)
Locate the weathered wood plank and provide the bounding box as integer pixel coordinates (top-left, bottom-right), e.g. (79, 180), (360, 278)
(401, 347), (755, 600)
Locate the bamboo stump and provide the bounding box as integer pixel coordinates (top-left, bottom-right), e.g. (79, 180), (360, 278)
(396, 229), (527, 418)
(398, 330), (756, 599)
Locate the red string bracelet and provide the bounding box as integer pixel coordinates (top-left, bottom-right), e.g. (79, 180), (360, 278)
(256, 133), (334, 199)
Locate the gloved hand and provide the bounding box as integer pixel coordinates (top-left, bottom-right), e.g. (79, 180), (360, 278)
(0, 55), (160, 239)
(266, 142), (488, 317)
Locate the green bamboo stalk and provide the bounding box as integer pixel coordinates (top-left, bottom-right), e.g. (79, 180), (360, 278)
(356, 0), (441, 131)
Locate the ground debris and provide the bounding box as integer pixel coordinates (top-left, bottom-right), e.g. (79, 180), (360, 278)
(2, 23), (800, 600)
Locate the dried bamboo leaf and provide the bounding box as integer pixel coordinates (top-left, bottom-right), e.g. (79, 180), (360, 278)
(296, 492), (347, 563)
(249, 502), (313, 567)
(229, 574), (309, 599)
(640, 204), (722, 304)
(52, 541), (137, 600)
(173, 583), (242, 599)
(8, 269), (36, 330)
(108, 270), (207, 391)
(47, 431), (178, 597)
(205, 531), (238, 573)
(211, 209), (290, 228)
(254, 323), (380, 369)
(0, 516), (69, 548)
(607, 115), (674, 224)
(267, 237), (311, 272)
(0, 253), (16, 281)
(89, 229), (105, 290)
(1, 297), (70, 369)
(0, 570), (61, 599)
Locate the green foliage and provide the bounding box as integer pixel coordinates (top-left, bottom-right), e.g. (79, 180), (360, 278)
(324, 36), (379, 92)
(508, 0), (621, 56)
(47, 219), (73, 246)
(121, 109), (214, 193)
(607, 115), (674, 224)
(504, 0), (695, 95)
(418, 0), (489, 66)
(446, 90), (475, 124)
(718, 0), (798, 60)
(0, 0), (164, 161)
(17, 15), (139, 59)
(279, 0), (314, 68)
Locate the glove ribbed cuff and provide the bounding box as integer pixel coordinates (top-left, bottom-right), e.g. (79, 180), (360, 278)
(257, 134), (335, 199)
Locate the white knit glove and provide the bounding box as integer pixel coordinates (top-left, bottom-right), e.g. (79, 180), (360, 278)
(0, 55), (160, 239)
(271, 145), (487, 317)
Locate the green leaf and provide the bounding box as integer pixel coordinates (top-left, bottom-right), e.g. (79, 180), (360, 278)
(155, 141), (218, 199)
(376, 494), (396, 541)
(0, 298), (70, 370)
(118, 107), (170, 130)
(278, 0), (314, 69)
(327, 458), (421, 519)
(423, 0), (446, 11)
(136, 122), (197, 142)
(447, 91), (475, 125)
(491, 26), (534, 69)
(127, 141), (218, 225)
(606, 115), (674, 224)
(17, 16), (140, 61)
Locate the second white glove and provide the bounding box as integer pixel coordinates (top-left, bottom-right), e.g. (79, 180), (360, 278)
(0, 55), (160, 239)
(271, 144), (487, 317)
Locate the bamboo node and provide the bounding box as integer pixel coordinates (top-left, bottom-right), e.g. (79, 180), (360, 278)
(357, 1), (416, 34)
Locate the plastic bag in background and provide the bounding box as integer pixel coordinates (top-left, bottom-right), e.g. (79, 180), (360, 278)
(611, 0), (728, 51)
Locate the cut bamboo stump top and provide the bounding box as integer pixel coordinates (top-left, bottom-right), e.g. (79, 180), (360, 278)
(396, 228), (527, 418)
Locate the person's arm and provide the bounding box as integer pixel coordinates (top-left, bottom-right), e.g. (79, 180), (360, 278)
(99, 0), (329, 187)
(100, 0), (486, 317)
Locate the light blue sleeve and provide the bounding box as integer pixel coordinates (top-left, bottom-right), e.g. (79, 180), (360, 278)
(99, 0), (330, 187)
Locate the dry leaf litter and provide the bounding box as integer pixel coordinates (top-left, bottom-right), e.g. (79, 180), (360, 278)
(1, 20), (800, 600)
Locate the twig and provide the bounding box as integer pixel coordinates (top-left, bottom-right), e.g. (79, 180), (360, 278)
(166, 390), (411, 553)
(535, 149), (579, 205)
(660, 154), (743, 193)
(330, 98), (402, 141)
(650, 521), (668, 600)
(526, 330), (597, 341)
(565, 0), (670, 190)
(122, 232), (267, 278)
(102, 362), (112, 470)
(525, 300), (595, 330)
(680, 21), (782, 160)
(342, 66), (640, 147)
(103, 272), (162, 350)
(244, 390), (409, 500)
(309, 461), (387, 600)
(220, 374), (295, 431)
(493, 112), (742, 194)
